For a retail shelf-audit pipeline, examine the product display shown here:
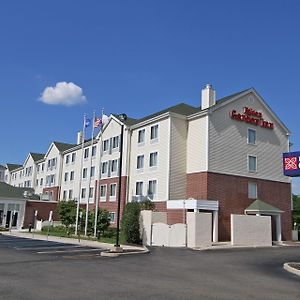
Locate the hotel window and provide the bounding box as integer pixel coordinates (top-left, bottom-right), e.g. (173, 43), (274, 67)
(248, 182), (257, 199)
(37, 165), (40, 173)
(66, 155), (70, 164)
(41, 163), (44, 171)
(81, 188), (86, 199)
(103, 140), (109, 152)
(248, 156), (257, 172)
(92, 145), (97, 157)
(109, 212), (115, 223)
(71, 153), (76, 163)
(68, 189), (73, 199)
(109, 183), (117, 200)
(137, 155), (144, 170)
(64, 172), (68, 182)
(83, 168), (87, 179)
(148, 180), (157, 200)
(40, 178), (43, 186)
(112, 136), (119, 149)
(150, 125), (158, 141)
(36, 179), (38, 186)
(149, 152), (158, 167)
(248, 129), (256, 145)
(70, 171), (74, 181)
(89, 187), (94, 198)
(138, 129), (145, 144)
(90, 166), (95, 178)
(84, 148), (89, 159)
(63, 190), (67, 200)
(101, 162), (108, 175)
(100, 185), (107, 201)
(136, 182), (143, 196)
(111, 159), (118, 174)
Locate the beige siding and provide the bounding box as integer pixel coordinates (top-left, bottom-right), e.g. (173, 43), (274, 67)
(186, 116), (208, 173)
(169, 116), (188, 200)
(208, 92), (289, 182)
(129, 117), (170, 202)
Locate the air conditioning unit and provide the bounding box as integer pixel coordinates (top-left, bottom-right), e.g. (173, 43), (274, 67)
(132, 195), (144, 202)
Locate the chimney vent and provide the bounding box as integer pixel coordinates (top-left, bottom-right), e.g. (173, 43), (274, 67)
(77, 131), (83, 145)
(201, 84), (216, 110)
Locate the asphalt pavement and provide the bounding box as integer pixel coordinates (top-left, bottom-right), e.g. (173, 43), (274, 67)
(0, 234), (299, 300)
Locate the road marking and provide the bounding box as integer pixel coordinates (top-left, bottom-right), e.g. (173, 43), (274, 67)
(15, 245), (82, 251)
(38, 248), (102, 254)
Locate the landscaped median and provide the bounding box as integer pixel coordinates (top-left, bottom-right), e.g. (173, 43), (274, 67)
(283, 262), (300, 277)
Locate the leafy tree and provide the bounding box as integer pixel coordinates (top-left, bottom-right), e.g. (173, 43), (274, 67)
(57, 200), (77, 229)
(140, 198), (156, 211)
(293, 194), (300, 230)
(89, 208), (111, 237)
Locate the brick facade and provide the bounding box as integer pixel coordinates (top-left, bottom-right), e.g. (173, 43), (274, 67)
(43, 186), (60, 202)
(187, 172), (292, 241)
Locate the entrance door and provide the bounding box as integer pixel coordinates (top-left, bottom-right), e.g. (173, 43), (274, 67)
(5, 211), (11, 228)
(12, 212), (18, 227)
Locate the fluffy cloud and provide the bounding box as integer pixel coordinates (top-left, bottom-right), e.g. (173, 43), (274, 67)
(39, 82), (87, 106)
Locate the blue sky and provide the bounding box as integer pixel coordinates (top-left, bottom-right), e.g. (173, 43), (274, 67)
(0, 0), (300, 193)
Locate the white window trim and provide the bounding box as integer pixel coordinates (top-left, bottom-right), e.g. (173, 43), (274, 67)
(149, 151), (158, 169)
(248, 155), (257, 173)
(109, 212), (116, 224)
(99, 184), (107, 202)
(138, 128), (146, 146)
(148, 179), (158, 201)
(136, 155), (144, 172)
(135, 181), (144, 196)
(150, 124), (159, 144)
(247, 128), (257, 145)
(109, 183), (117, 202)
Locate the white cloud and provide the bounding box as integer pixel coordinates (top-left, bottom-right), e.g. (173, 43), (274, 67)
(39, 82), (87, 106)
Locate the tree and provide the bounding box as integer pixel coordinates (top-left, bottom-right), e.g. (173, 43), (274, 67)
(293, 194), (300, 230)
(57, 200), (77, 229)
(89, 208), (111, 237)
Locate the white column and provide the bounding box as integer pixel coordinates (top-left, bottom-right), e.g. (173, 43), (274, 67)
(275, 214), (282, 242)
(212, 210), (218, 242)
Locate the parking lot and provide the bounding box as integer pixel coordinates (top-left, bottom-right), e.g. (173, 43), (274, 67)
(0, 234), (299, 300)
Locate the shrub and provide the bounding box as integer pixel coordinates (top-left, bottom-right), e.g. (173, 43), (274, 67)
(57, 200), (77, 229)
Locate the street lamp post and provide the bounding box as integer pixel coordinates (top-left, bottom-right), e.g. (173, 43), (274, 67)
(114, 113), (127, 250)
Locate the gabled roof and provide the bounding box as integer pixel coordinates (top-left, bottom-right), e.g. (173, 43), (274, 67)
(112, 114), (138, 126)
(0, 182), (39, 200)
(30, 153), (45, 162)
(214, 88), (252, 108)
(53, 141), (76, 152)
(245, 199), (283, 214)
(6, 164), (22, 172)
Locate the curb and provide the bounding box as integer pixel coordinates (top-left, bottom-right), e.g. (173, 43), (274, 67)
(283, 263), (300, 277)
(101, 247), (149, 257)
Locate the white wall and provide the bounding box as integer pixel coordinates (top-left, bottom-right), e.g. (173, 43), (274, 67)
(231, 214), (272, 247)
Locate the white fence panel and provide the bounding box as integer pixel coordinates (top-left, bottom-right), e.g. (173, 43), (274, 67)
(169, 224), (186, 247)
(151, 223), (169, 246)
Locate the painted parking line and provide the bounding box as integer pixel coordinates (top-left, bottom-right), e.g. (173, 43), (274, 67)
(37, 248), (102, 254)
(15, 245), (82, 251)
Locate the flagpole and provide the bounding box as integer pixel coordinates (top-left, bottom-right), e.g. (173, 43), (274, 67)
(75, 113), (86, 236)
(84, 110), (96, 236)
(94, 108), (104, 237)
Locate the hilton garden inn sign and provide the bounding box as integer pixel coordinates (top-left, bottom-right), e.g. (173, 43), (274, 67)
(283, 151), (300, 177)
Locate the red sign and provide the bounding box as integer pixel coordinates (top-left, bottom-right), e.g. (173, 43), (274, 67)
(230, 107), (274, 129)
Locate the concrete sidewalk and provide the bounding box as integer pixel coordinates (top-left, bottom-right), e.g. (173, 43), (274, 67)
(1, 230), (147, 252)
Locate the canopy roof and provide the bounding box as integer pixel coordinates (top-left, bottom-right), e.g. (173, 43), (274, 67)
(245, 199), (283, 215)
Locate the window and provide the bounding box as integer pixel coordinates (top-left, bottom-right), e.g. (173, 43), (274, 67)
(37, 165), (40, 173)
(137, 155), (144, 170)
(248, 156), (257, 172)
(100, 185), (107, 201)
(150, 125), (158, 140)
(90, 166), (95, 178)
(36, 179), (38, 186)
(248, 182), (257, 199)
(248, 129), (256, 145)
(138, 129), (145, 144)
(64, 172), (68, 182)
(111, 159), (118, 173)
(110, 183), (117, 199)
(101, 162), (108, 174)
(83, 168), (87, 179)
(81, 188), (86, 199)
(103, 140), (109, 152)
(89, 187), (94, 198)
(40, 178), (43, 186)
(41, 163), (44, 171)
(149, 152), (158, 167)
(71, 153), (76, 163)
(148, 180), (157, 200)
(92, 146), (97, 157)
(112, 136), (119, 149)
(70, 171), (74, 181)
(68, 189), (73, 200)
(136, 182), (143, 195)
(66, 155), (70, 164)
(84, 148), (89, 159)
(109, 212), (115, 223)
(63, 190), (67, 200)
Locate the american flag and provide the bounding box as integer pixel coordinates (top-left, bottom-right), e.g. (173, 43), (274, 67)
(94, 117), (102, 128)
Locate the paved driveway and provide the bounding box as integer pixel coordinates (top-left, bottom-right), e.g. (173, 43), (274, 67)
(0, 235), (299, 300)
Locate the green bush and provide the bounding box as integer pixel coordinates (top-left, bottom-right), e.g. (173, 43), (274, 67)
(57, 200), (77, 229)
